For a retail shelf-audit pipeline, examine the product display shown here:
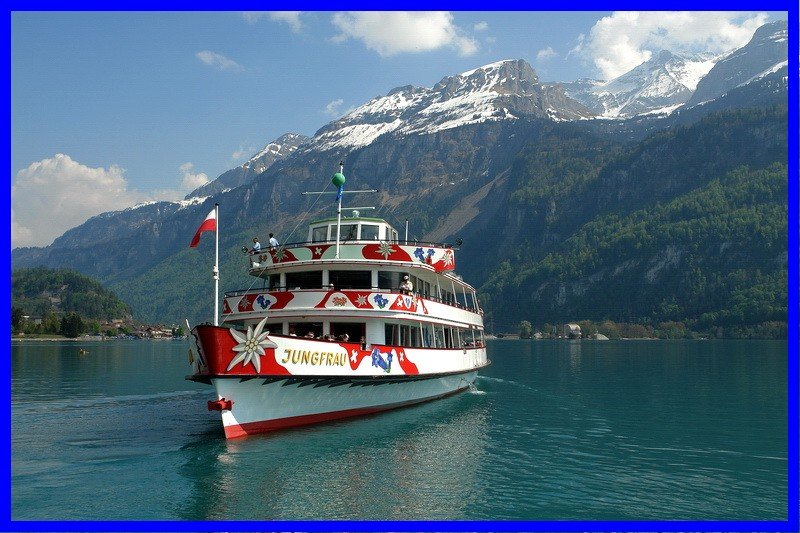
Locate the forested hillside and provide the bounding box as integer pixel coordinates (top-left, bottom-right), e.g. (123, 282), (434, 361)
(478, 107), (787, 337)
(12, 267), (131, 320)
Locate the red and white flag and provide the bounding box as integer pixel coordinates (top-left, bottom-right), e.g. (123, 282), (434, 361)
(189, 207), (217, 248)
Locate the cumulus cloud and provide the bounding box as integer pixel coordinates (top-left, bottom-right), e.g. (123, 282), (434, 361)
(242, 11), (266, 23)
(243, 11), (303, 32)
(474, 21), (489, 31)
(331, 11), (478, 57)
(581, 11), (768, 79)
(179, 162), (210, 190)
(269, 11), (303, 32)
(12, 154), (147, 248)
(196, 50), (244, 72)
(536, 46), (557, 61)
(12, 155), (212, 248)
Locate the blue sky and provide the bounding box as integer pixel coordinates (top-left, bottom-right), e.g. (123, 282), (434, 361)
(11, 11), (786, 248)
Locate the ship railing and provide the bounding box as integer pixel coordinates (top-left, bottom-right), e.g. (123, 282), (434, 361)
(250, 238), (454, 249)
(223, 286), (483, 314)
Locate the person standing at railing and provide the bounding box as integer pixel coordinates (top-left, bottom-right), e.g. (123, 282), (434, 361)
(251, 237), (261, 254)
(269, 233), (279, 250)
(399, 275), (414, 295)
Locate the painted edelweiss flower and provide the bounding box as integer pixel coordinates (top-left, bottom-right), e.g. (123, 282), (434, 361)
(377, 241), (394, 259)
(227, 317), (278, 372)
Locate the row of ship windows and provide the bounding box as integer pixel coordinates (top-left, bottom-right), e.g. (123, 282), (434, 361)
(264, 320), (484, 349)
(311, 223), (398, 243)
(260, 270), (477, 310)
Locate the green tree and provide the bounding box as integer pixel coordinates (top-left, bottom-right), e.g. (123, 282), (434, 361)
(11, 307), (24, 334)
(519, 320), (533, 339)
(60, 312), (85, 338)
(41, 311), (60, 334)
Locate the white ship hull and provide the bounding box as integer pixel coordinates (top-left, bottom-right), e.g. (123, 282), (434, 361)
(190, 325), (488, 438)
(212, 370), (478, 438)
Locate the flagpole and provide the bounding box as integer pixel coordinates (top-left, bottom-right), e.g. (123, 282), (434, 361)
(213, 203), (219, 326)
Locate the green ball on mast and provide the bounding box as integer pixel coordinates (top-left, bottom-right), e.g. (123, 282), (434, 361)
(331, 172), (346, 187)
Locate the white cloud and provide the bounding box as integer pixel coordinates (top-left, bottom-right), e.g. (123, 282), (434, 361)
(269, 11), (303, 33)
(324, 99), (345, 117)
(582, 11), (768, 79)
(179, 162), (210, 190)
(331, 11), (478, 57)
(242, 11), (303, 32)
(12, 154), (148, 248)
(536, 46), (557, 61)
(242, 11), (266, 23)
(231, 145), (255, 161)
(474, 21), (489, 31)
(196, 50), (244, 72)
(11, 155), (213, 248)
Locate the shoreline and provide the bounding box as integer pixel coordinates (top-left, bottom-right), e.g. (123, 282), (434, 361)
(11, 336), (187, 342)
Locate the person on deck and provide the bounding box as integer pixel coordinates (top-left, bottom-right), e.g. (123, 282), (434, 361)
(251, 237), (261, 254)
(269, 233), (279, 250)
(399, 275), (414, 295)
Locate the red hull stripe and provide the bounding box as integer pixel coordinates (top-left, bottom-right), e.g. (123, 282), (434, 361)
(223, 386), (469, 439)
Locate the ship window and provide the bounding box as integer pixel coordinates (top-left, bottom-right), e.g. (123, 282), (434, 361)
(360, 224), (379, 241)
(378, 271), (405, 291)
(267, 274), (281, 290)
(312, 226), (328, 242)
(385, 324), (399, 346)
(339, 224), (357, 242)
(409, 275), (430, 298)
(285, 271), (322, 289)
(329, 270), (371, 290)
(289, 322), (322, 339)
(330, 322), (365, 342)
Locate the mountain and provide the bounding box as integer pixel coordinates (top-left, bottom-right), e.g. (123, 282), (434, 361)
(475, 107), (787, 336)
(561, 50), (717, 118)
(186, 133), (309, 199)
(304, 59), (594, 152)
(685, 20), (788, 108)
(11, 40), (788, 334)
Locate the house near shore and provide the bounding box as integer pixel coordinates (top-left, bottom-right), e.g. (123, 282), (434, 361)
(564, 323), (582, 339)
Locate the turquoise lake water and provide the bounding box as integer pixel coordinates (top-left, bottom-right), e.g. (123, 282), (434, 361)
(11, 339), (788, 520)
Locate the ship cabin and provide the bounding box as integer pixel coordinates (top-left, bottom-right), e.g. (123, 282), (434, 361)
(221, 214), (485, 350)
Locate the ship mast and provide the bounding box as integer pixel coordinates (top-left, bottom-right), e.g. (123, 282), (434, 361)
(302, 163), (377, 258)
(334, 162), (344, 259)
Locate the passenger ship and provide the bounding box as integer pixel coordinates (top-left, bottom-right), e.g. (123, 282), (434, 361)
(188, 172), (489, 438)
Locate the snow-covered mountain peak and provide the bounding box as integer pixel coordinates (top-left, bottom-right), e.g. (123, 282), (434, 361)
(437, 59), (540, 98)
(242, 133), (308, 173)
(563, 50), (717, 117)
(185, 132), (309, 199)
(686, 19), (788, 108)
(305, 59), (591, 152)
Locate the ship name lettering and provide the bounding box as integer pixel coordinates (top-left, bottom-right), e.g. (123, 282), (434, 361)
(281, 349), (345, 366)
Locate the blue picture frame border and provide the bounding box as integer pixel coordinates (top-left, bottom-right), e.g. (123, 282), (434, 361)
(3, 3), (797, 532)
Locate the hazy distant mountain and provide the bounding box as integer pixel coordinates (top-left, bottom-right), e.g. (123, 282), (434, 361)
(685, 20), (788, 108)
(561, 50), (718, 118)
(186, 133), (309, 199)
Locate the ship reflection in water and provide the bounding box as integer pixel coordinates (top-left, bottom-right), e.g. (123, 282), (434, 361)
(176, 391), (490, 520)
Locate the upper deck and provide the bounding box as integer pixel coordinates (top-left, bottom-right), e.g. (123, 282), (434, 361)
(248, 215), (456, 274)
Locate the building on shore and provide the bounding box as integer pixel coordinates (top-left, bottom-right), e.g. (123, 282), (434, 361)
(564, 323), (582, 339)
